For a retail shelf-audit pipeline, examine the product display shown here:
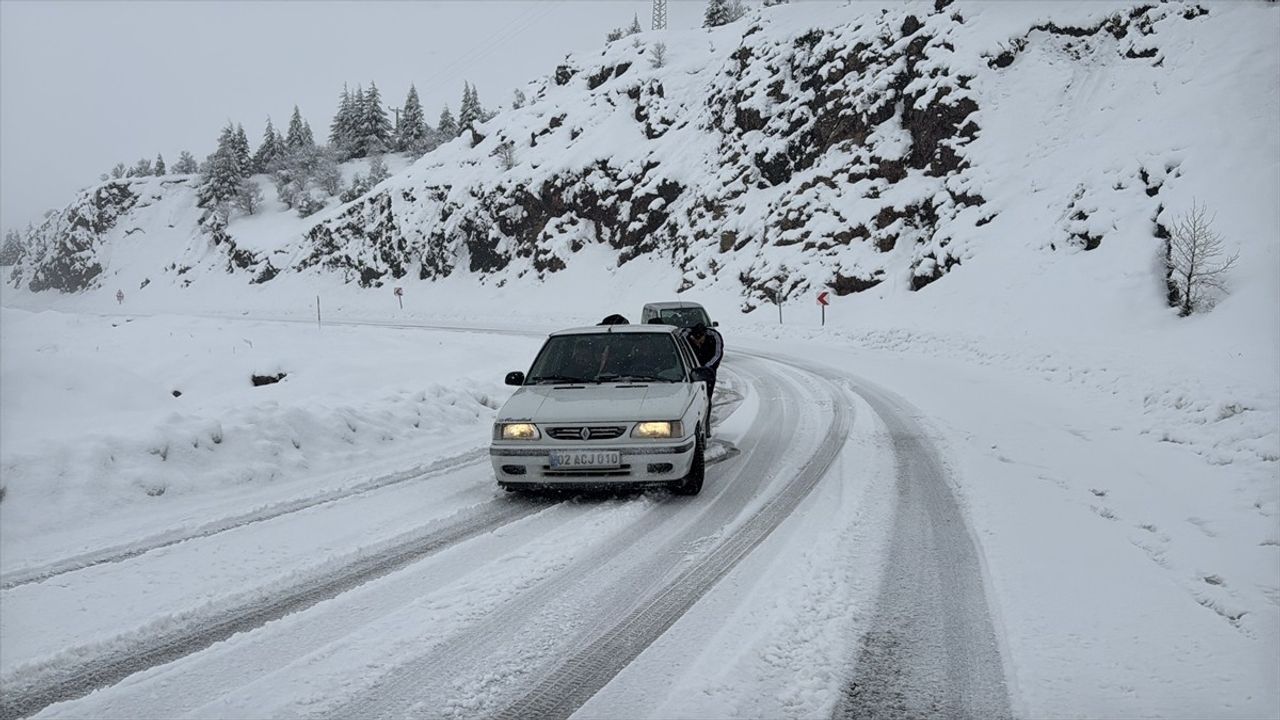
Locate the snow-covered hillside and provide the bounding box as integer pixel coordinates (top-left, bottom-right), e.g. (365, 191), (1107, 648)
(7, 1), (1277, 319)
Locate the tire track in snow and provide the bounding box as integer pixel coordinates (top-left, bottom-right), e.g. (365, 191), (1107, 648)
(490, 358), (852, 720)
(0, 447), (487, 591)
(819, 374), (1011, 720)
(315, 355), (803, 719)
(0, 495), (550, 720)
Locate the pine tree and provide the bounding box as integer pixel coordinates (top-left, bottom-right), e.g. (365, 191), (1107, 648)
(0, 228), (25, 266)
(173, 151), (199, 174)
(437, 104), (457, 140)
(512, 88), (527, 110)
(330, 85), (353, 159)
(233, 124), (252, 175)
(111, 162), (127, 179)
(154, 153), (166, 176)
(627, 14), (643, 35)
(285, 106), (311, 150)
(198, 122), (247, 208)
(457, 82), (482, 136)
(252, 117), (285, 173)
(358, 81), (392, 157)
(396, 84), (429, 155)
(704, 0), (731, 27)
(727, 0), (747, 22)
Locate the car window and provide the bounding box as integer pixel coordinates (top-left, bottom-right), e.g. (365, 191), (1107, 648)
(527, 333), (686, 383)
(657, 307), (710, 328)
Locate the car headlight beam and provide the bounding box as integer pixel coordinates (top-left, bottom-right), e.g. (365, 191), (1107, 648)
(498, 422), (541, 441)
(632, 421), (683, 439)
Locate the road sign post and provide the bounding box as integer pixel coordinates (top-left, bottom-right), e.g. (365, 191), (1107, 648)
(817, 291), (829, 326)
(394, 286), (404, 310)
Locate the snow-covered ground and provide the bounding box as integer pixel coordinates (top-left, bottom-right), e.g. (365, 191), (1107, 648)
(2, 266), (1276, 717)
(1, 0), (1277, 716)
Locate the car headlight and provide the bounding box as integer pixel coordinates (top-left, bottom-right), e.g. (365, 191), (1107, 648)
(497, 422), (540, 441)
(632, 421), (683, 439)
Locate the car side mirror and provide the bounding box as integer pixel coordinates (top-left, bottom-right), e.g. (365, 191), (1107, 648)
(691, 368), (713, 384)
(711, 321), (719, 327)
(505, 371), (525, 386)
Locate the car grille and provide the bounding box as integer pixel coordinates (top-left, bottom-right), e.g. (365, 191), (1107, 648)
(547, 425), (626, 441)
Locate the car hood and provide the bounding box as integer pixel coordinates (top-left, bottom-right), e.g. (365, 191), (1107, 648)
(498, 383), (694, 423)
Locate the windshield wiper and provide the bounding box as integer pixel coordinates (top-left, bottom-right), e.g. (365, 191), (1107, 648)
(597, 373), (674, 383)
(530, 374), (589, 384)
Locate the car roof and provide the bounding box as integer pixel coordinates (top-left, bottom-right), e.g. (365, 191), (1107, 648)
(550, 325), (683, 337)
(642, 301), (707, 310)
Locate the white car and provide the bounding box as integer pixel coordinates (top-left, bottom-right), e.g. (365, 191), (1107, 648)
(490, 324), (712, 495)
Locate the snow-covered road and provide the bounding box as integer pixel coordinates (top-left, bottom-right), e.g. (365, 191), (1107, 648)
(0, 330), (1013, 720)
(3, 308), (1274, 718)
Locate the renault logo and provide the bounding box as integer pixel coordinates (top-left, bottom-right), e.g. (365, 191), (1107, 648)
(580, 427), (591, 441)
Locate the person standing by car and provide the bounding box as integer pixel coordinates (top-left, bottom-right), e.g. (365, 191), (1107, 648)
(683, 322), (723, 431)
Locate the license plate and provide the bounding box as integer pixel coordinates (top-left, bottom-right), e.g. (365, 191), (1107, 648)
(549, 450), (621, 469)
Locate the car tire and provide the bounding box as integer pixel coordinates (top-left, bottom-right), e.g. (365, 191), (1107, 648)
(672, 430), (705, 496)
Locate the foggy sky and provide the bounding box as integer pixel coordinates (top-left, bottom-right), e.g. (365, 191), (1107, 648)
(0, 0), (706, 235)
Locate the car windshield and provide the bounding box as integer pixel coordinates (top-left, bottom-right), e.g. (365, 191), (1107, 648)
(658, 307), (710, 328)
(527, 333), (685, 384)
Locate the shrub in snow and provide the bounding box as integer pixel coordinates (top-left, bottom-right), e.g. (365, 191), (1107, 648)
(1166, 201), (1238, 316)
(649, 42), (668, 69)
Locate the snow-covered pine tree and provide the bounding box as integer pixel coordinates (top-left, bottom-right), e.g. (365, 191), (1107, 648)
(703, 0), (730, 27)
(627, 13), (643, 35)
(457, 82), (482, 136)
(233, 124), (252, 174)
(727, 0), (747, 22)
(252, 118), (285, 173)
(285, 106), (311, 150)
(396, 84), (429, 156)
(0, 228), (25, 266)
(512, 88), (527, 109)
(154, 153), (166, 175)
(437, 104), (458, 140)
(359, 81), (392, 157)
(198, 122), (246, 208)
(330, 85), (354, 160)
(606, 28), (624, 42)
(174, 151), (199, 174)
(111, 162), (126, 179)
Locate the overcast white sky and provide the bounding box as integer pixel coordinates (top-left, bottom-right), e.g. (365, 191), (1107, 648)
(0, 0), (709, 234)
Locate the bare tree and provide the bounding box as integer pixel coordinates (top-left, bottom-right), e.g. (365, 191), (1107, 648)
(649, 42), (668, 69)
(235, 178), (264, 215)
(494, 141), (516, 171)
(1166, 200), (1238, 316)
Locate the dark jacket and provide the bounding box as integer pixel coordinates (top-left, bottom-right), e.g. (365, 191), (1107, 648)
(684, 328), (724, 372)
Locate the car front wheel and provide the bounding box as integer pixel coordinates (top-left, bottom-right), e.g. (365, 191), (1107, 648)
(672, 430), (705, 496)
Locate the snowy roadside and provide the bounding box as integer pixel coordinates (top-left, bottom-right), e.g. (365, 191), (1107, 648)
(0, 308), (542, 569)
(734, 325), (1278, 718)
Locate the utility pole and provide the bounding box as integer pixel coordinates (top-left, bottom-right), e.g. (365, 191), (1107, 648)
(652, 0), (667, 30)
(387, 104), (401, 133)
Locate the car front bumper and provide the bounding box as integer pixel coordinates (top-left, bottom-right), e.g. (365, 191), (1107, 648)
(490, 438), (696, 488)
